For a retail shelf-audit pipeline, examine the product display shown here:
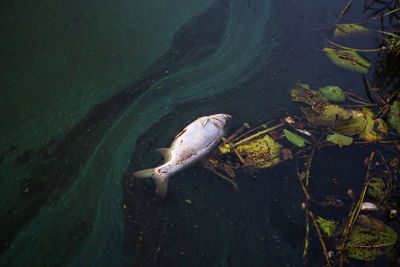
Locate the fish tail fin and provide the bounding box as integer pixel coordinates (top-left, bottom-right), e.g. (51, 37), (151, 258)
(133, 168), (155, 178)
(153, 173), (169, 198)
(133, 168), (169, 198)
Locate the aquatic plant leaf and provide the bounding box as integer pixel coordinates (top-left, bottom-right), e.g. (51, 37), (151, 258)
(291, 83), (327, 107)
(367, 177), (385, 200)
(359, 107), (383, 142)
(219, 143), (231, 154)
(346, 224), (397, 261)
(323, 47), (370, 73)
(283, 129), (310, 148)
(326, 133), (353, 146)
(303, 104), (353, 127)
(319, 85), (346, 102)
(335, 110), (366, 136)
(316, 217), (338, 237)
(375, 118), (389, 135)
(387, 101), (400, 134)
(235, 135), (282, 168)
(334, 24), (369, 38)
(357, 215), (387, 232)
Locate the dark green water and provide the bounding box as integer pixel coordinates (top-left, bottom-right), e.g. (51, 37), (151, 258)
(0, 0), (391, 266)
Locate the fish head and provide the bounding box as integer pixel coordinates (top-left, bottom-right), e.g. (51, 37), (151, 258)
(209, 113), (232, 130)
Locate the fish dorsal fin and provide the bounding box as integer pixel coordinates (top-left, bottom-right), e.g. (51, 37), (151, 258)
(201, 118), (211, 127)
(157, 148), (171, 162)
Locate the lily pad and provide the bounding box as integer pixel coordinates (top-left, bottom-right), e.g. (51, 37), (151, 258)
(346, 224), (397, 261)
(326, 133), (353, 146)
(334, 24), (369, 38)
(235, 135), (282, 168)
(283, 129), (310, 148)
(375, 118), (389, 135)
(323, 47), (371, 73)
(302, 104), (353, 127)
(316, 217), (338, 237)
(335, 110), (367, 136)
(367, 177), (385, 200)
(319, 85), (346, 102)
(291, 83), (327, 108)
(359, 107), (383, 142)
(387, 100), (400, 134)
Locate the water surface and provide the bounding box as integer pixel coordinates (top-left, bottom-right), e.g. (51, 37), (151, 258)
(0, 0), (386, 266)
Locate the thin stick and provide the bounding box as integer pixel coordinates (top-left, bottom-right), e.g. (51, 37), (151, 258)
(232, 123), (284, 148)
(353, 140), (400, 144)
(338, 152), (375, 267)
(309, 211), (332, 267)
(232, 118), (277, 143)
(305, 147), (316, 188)
(233, 148), (247, 165)
(322, 34), (390, 52)
(298, 172), (311, 200)
(371, 7), (400, 20)
(206, 165), (239, 191)
(225, 123), (250, 143)
(335, 1), (353, 25)
(302, 204), (310, 262)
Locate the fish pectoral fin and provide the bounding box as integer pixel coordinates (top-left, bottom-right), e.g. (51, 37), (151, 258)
(153, 174), (169, 198)
(156, 148), (172, 162)
(133, 168), (155, 179)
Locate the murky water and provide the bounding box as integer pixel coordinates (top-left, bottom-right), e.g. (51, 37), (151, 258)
(0, 0), (392, 266)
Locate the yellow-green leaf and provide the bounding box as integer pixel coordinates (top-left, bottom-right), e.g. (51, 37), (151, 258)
(283, 129), (310, 147)
(334, 24), (369, 38)
(326, 133), (353, 146)
(323, 47), (370, 73)
(346, 224), (397, 261)
(319, 85), (346, 102)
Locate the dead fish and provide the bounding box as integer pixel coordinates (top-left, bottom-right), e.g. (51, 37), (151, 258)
(133, 113), (231, 198)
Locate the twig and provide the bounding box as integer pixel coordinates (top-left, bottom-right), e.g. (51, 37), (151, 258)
(233, 148), (247, 165)
(225, 123), (250, 143)
(232, 118), (277, 143)
(297, 172), (311, 200)
(302, 204), (310, 262)
(338, 152), (375, 267)
(231, 123), (284, 148)
(305, 147), (316, 188)
(335, 1), (353, 25)
(371, 7), (400, 20)
(309, 211), (332, 267)
(322, 34), (390, 52)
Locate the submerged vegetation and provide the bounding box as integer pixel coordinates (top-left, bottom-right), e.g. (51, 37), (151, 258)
(204, 1), (400, 265)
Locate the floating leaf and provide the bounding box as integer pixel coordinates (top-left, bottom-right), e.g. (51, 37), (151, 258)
(375, 118), (389, 135)
(359, 107), (383, 142)
(316, 217), (338, 237)
(327, 133), (353, 146)
(283, 129), (310, 148)
(302, 104), (353, 127)
(323, 47), (371, 73)
(367, 177), (385, 200)
(335, 110), (367, 136)
(291, 83), (327, 107)
(235, 135), (282, 168)
(357, 215), (386, 232)
(346, 224), (397, 261)
(319, 85), (346, 102)
(387, 100), (400, 134)
(334, 24), (369, 38)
